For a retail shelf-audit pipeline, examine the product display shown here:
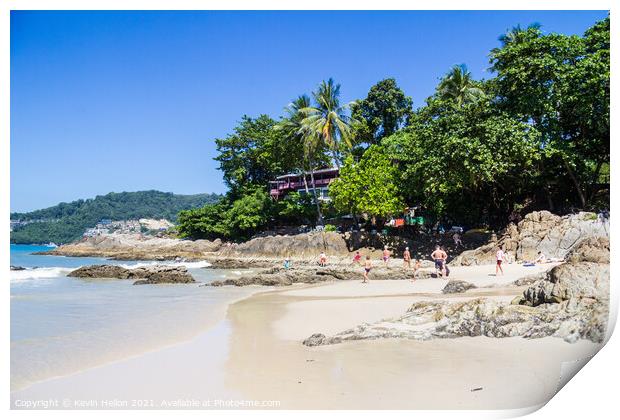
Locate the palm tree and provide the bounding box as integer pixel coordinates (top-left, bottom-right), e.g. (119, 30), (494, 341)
(277, 94), (324, 223)
(498, 23), (541, 45)
(300, 78), (354, 167)
(438, 64), (485, 107)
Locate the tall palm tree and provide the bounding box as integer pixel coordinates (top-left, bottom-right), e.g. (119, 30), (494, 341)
(438, 64), (485, 107)
(277, 94), (324, 223)
(300, 78), (354, 167)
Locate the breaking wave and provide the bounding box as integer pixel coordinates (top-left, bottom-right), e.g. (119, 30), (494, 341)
(10, 267), (72, 283)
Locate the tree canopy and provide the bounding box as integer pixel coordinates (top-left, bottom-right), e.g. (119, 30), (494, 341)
(350, 78), (413, 146)
(179, 15), (609, 240)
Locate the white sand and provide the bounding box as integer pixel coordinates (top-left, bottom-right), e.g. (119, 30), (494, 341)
(11, 262), (603, 410)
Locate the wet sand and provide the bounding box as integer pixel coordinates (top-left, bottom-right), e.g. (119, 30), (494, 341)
(11, 263), (603, 410)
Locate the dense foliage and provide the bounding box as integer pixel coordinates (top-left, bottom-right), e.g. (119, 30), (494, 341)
(10, 191), (222, 244)
(179, 16), (609, 240)
(330, 145), (405, 218)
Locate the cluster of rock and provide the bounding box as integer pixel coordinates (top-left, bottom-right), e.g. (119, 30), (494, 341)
(218, 231), (350, 258)
(37, 234), (223, 261)
(67, 264), (195, 285)
(451, 211), (608, 266)
(304, 236), (610, 346)
(210, 265), (432, 287)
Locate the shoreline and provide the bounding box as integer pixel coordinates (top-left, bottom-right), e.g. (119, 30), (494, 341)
(10, 282), (275, 394)
(11, 263), (604, 409)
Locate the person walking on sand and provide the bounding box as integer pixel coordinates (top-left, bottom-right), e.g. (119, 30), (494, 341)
(403, 247), (411, 268)
(496, 246), (506, 276)
(382, 246), (391, 267)
(363, 256), (372, 283)
(431, 245), (444, 277)
(353, 250), (362, 266)
(319, 251), (327, 267)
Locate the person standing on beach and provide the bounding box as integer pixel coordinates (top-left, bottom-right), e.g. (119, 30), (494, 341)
(319, 251), (327, 267)
(496, 246), (506, 276)
(382, 246), (391, 267)
(431, 245), (444, 277)
(363, 256), (372, 283)
(403, 247), (411, 268)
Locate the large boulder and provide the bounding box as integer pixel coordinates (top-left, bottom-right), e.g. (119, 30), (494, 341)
(451, 211), (609, 266)
(442, 279), (477, 294)
(218, 231), (350, 258)
(519, 237), (610, 307)
(68, 264), (132, 279)
(68, 264), (195, 285)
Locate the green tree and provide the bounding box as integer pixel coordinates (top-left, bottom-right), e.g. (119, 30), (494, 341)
(214, 115), (303, 198)
(437, 64), (485, 107)
(329, 145), (404, 220)
(489, 19), (609, 209)
(350, 78), (413, 146)
(277, 95), (329, 222)
(177, 201), (231, 240)
(301, 78), (355, 166)
(224, 188), (272, 239)
(383, 96), (541, 226)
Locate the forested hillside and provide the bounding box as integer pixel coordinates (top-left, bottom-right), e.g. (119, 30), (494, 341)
(10, 191), (221, 244)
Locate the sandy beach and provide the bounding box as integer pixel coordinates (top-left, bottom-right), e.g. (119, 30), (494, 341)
(10, 262), (604, 410)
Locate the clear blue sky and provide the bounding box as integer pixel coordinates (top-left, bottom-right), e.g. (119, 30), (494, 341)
(10, 10), (608, 212)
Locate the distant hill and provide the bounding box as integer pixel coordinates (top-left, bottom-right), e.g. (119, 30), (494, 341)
(10, 190), (222, 244)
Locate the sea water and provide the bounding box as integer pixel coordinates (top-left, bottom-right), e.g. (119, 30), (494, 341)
(10, 244), (258, 391)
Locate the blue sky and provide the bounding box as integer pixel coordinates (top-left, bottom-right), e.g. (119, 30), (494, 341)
(10, 10), (608, 212)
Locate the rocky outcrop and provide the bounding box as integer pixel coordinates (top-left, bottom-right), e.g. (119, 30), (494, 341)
(304, 296), (607, 346)
(68, 264), (195, 285)
(210, 265), (432, 287)
(442, 280), (477, 294)
(304, 235), (610, 346)
(10, 265), (26, 271)
(518, 237), (609, 306)
(37, 234), (223, 261)
(451, 211), (609, 266)
(218, 232), (350, 258)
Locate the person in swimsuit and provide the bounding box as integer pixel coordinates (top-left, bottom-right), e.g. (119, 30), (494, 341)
(353, 251), (362, 266)
(496, 246), (506, 276)
(431, 245), (444, 277)
(319, 252), (327, 267)
(382, 246), (391, 266)
(403, 247), (411, 268)
(363, 256), (372, 283)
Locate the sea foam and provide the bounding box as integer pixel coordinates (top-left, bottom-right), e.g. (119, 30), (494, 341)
(10, 267), (72, 283)
(117, 260), (212, 269)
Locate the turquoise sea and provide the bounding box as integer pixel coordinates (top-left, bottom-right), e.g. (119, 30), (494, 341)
(10, 244), (256, 391)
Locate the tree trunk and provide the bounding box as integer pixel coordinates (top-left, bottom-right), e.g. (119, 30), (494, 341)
(301, 167), (310, 194)
(562, 157), (587, 209)
(309, 167), (323, 225)
(540, 159), (555, 212)
(587, 160), (605, 203)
